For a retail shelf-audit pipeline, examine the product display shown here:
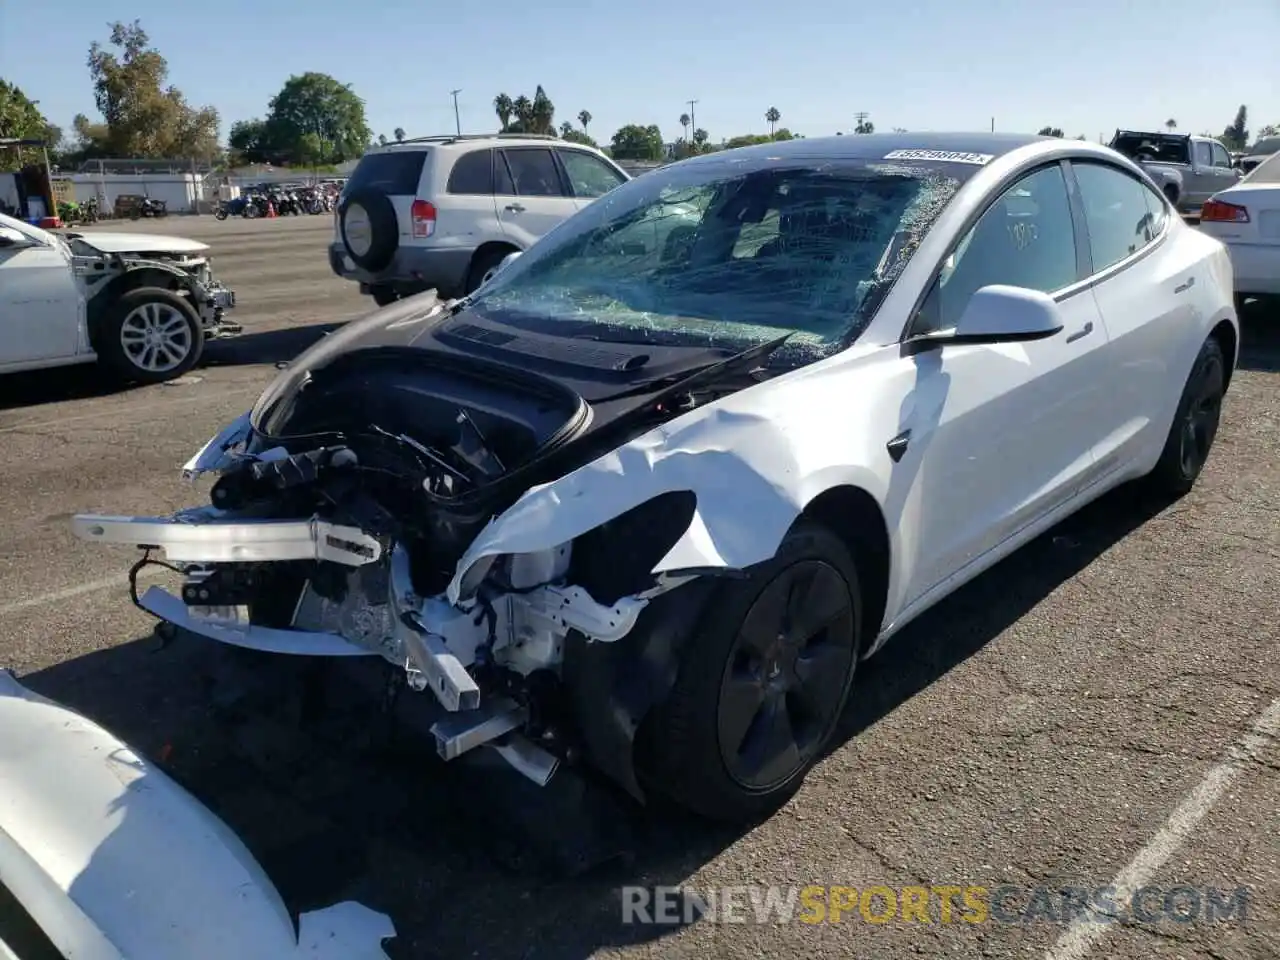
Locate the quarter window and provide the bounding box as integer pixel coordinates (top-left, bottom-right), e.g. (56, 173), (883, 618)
(558, 150), (626, 198)
(914, 164), (1078, 334)
(500, 149), (565, 197)
(1072, 162), (1160, 272)
(447, 149), (494, 195)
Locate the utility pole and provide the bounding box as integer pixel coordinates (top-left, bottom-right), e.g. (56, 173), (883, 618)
(991, 117), (995, 133)
(687, 99), (699, 136)
(854, 111), (868, 134)
(451, 89), (463, 136)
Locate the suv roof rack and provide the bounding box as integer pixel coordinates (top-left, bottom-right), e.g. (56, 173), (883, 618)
(389, 132), (562, 146)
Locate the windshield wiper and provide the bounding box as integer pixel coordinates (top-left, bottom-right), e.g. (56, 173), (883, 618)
(594, 333), (793, 403)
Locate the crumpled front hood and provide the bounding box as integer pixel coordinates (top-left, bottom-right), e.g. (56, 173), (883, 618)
(76, 231), (210, 255)
(0, 670), (394, 960)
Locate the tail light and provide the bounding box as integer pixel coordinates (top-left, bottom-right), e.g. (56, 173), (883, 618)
(411, 199), (437, 238)
(1201, 198), (1249, 223)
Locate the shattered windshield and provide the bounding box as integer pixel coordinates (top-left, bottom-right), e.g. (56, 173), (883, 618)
(467, 159), (961, 361)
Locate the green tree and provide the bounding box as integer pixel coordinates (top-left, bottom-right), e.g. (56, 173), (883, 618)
(1038, 126), (1064, 137)
(298, 131), (326, 171)
(84, 21), (219, 158)
(1257, 124), (1278, 140)
(494, 93), (513, 131)
(765, 106), (781, 137)
(0, 80), (50, 140)
(511, 95), (533, 132)
(678, 112), (691, 141)
(394, 127), (405, 142)
(1222, 105), (1248, 151)
(561, 129), (597, 148)
(1165, 118), (1177, 132)
(263, 72), (371, 165)
(228, 118), (269, 164)
(854, 117), (875, 135)
(531, 86), (555, 134)
(610, 123), (665, 161)
(577, 109), (592, 135)
(378, 133), (389, 147)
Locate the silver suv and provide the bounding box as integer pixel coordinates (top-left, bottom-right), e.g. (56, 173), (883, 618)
(329, 133), (629, 305)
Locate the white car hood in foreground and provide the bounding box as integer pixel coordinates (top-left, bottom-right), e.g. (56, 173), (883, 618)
(76, 232), (210, 255)
(0, 670), (394, 959)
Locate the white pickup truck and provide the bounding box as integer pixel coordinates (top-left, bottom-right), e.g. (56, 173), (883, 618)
(1109, 130), (1241, 213)
(0, 212), (239, 384)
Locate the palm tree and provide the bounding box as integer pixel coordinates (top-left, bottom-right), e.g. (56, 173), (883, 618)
(393, 127), (405, 142)
(679, 113), (691, 142)
(377, 133), (388, 147)
(494, 93), (513, 132)
(560, 121), (574, 138)
(578, 110), (592, 135)
(1165, 118), (1177, 132)
(512, 95), (533, 133)
(765, 106), (781, 138)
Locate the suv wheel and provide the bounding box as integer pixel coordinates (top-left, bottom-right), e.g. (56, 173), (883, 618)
(340, 191), (399, 273)
(466, 246), (518, 295)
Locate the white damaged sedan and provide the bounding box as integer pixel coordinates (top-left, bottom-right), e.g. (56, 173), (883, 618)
(72, 134), (1238, 822)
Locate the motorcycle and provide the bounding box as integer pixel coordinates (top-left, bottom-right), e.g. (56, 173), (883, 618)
(138, 197), (168, 218)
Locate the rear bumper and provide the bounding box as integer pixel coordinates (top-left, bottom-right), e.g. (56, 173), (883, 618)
(328, 243), (474, 298)
(1221, 242), (1280, 296)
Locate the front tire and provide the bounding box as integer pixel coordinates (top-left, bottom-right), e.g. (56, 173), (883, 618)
(97, 287), (205, 385)
(640, 521), (862, 823)
(1144, 335), (1225, 497)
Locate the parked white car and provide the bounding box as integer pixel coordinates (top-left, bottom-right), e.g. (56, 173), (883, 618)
(1199, 149), (1280, 301)
(76, 133), (1238, 823)
(0, 213), (238, 383)
(328, 133), (630, 305)
(0, 669), (395, 958)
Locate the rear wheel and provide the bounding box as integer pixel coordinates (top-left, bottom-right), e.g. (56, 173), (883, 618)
(465, 246), (517, 295)
(641, 521), (862, 823)
(1144, 335), (1225, 497)
(97, 287), (205, 385)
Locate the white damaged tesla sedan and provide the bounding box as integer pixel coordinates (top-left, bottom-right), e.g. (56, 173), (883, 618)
(71, 133), (1239, 823)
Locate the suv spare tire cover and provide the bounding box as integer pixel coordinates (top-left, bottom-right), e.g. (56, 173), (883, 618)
(340, 190), (399, 272)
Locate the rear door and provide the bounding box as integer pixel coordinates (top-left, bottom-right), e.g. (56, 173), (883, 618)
(554, 148), (629, 210)
(440, 147), (501, 241)
(1209, 140), (1242, 194)
(1069, 160), (1201, 474)
(494, 147), (577, 246)
(1188, 141), (1218, 206)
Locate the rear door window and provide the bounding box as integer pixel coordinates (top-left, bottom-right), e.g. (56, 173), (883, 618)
(447, 149), (494, 195)
(1072, 162), (1160, 272)
(344, 151), (428, 196)
(500, 149), (567, 197)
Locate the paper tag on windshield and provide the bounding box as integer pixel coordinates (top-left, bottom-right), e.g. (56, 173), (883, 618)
(883, 149), (994, 165)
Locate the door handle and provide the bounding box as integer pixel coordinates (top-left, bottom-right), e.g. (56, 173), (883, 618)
(1173, 277), (1195, 294)
(1065, 321), (1093, 344)
(504, 203), (526, 213)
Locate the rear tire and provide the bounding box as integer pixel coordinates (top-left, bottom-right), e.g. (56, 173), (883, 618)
(640, 521), (862, 823)
(97, 287), (205, 385)
(465, 246), (517, 295)
(1143, 335), (1225, 498)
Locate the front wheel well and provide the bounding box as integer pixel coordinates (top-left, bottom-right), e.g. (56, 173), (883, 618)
(88, 267), (190, 345)
(801, 485), (891, 650)
(1210, 318), (1237, 391)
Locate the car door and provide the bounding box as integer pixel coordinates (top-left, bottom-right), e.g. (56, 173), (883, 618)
(494, 148), (577, 246)
(1188, 140), (1218, 206)
(1069, 160), (1203, 475)
(1209, 140), (1242, 194)
(895, 162), (1111, 606)
(0, 227), (82, 366)
(554, 148), (629, 211)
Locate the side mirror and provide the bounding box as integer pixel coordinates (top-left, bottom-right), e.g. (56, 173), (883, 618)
(0, 226), (28, 248)
(911, 285), (1065, 349)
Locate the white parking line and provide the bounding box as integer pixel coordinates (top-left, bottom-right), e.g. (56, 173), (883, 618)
(0, 387), (258, 435)
(0, 567), (166, 619)
(1045, 695), (1280, 960)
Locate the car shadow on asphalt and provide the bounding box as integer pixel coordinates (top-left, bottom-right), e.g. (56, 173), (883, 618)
(1238, 300), (1280, 372)
(202, 323), (344, 368)
(18, 478), (1176, 960)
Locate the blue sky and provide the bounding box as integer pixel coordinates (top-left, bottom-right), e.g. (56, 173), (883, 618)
(4, 0), (1277, 148)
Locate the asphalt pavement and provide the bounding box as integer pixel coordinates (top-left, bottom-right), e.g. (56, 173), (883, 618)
(1, 214), (1276, 960)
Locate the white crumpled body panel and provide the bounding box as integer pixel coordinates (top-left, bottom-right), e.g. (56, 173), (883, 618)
(448, 341), (910, 605)
(0, 670), (394, 960)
